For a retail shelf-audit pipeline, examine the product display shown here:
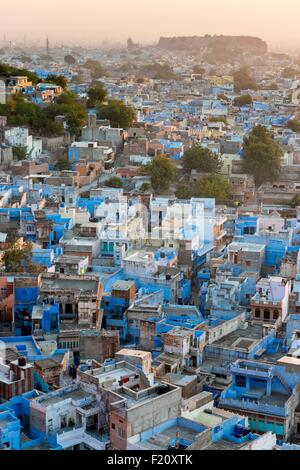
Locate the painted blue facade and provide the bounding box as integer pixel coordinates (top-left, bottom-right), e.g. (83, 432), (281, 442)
(235, 215), (257, 236)
(14, 285), (39, 336)
(0, 392), (62, 450)
(68, 146), (80, 162)
(219, 360), (300, 438)
(42, 303), (60, 334)
(77, 197), (104, 217)
(0, 409), (21, 450)
(31, 248), (55, 267)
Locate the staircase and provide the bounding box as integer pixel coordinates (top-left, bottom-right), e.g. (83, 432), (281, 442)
(275, 371), (292, 394)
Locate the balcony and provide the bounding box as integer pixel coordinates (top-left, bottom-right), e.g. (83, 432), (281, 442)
(219, 397), (287, 418)
(230, 362), (273, 379)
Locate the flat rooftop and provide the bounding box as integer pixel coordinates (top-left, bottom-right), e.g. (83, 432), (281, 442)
(139, 421), (205, 450)
(90, 366), (134, 385)
(210, 323), (264, 350)
(116, 349), (150, 359)
(228, 242), (265, 252)
(0, 337), (40, 357)
(166, 373), (197, 387)
(36, 387), (88, 407)
(112, 280), (135, 291)
(182, 408), (235, 428)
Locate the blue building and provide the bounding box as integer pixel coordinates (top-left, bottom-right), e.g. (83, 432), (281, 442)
(219, 360), (299, 441)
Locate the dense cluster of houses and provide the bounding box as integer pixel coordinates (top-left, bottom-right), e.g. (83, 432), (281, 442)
(1, 41), (300, 451)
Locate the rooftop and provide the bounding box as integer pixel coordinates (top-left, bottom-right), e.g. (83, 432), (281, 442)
(211, 323), (265, 351)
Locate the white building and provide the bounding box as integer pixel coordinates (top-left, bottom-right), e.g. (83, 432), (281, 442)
(4, 127), (42, 160)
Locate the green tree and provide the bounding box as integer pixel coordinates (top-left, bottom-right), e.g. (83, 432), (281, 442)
(84, 60), (106, 79)
(0, 63), (39, 84)
(139, 62), (176, 80)
(56, 91), (78, 105)
(233, 94), (253, 107)
(243, 125), (282, 185)
(54, 92), (87, 136)
(97, 99), (136, 129)
(192, 65), (205, 75)
(3, 242), (41, 273)
(65, 108), (86, 136)
(139, 183), (151, 192)
(55, 158), (70, 171)
(87, 84), (107, 108)
(0, 95), (64, 137)
(287, 119), (300, 133)
(146, 155), (176, 193)
(105, 177), (123, 188)
(208, 116), (228, 124)
(46, 74), (68, 89)
(64, 55), (76, 65)
(175, 184), (193, 199)
(233, 66), (257, 92)
(12, 145), (27, 161)
(183, 145), (222, 173)
(192, 174), (231, 201)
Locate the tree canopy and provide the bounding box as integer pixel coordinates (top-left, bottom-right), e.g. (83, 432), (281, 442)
(46, 74), (68, 89)
(146, 155), (177, 193)
(233, 66), (257, 92)
(0, 62), (39, 84)
(175, 174), (231, 202)
(183, 145), (222, 173)
(87, 83), (107, 108)
(55, 158), (71, 171)
(3, 242), (42, 273)
(97, 99), (136, 129)
(83, 60), (106, 79)
(0, 91), (86, 137)
(139, 62), (176, 80)
(0, 95), (64, 137)
(192, 65), (205, 75)
(64, 55), (76, 65)
(233, 94), (253, 107)
(12, 146), (27, 161)
(105, 177), (123, 188)
(242, 125), (282, 186)
(286, 119), (300, 133)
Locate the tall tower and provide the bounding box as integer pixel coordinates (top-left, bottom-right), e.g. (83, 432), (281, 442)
(46, 37), (50, 55)
(127, 36), (134, 50)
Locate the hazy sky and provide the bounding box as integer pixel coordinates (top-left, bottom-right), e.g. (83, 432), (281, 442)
(2, 0), (300, 49)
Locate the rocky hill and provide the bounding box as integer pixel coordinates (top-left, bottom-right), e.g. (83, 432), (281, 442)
(157, 35), (268, 55)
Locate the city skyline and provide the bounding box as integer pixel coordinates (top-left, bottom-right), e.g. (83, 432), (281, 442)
(1, 0), (300, 50)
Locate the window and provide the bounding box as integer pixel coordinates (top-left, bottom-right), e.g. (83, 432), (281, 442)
(264, 309), (270, 320)
(255, 309), (260, 318)
(111, 423), (115, 430)
(117, 427), (125, 439)
(236, 375), (246, 387)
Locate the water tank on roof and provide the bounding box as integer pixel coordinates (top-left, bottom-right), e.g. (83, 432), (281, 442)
(18, 357), (26, 367)
(157, 384), (169, 395)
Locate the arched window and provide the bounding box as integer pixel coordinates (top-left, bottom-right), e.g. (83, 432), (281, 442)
(264, 309), (270, 320)
(255, 309), (261, 318)
(273, 310), (280, 320)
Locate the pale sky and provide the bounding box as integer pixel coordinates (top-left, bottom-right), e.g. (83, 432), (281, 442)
(1, 0), (300, 49)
